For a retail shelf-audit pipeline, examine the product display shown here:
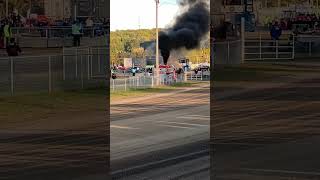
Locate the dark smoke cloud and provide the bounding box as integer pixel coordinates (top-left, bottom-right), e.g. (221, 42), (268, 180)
(159, 0), (209, 64)
(178, 0), (198, 6)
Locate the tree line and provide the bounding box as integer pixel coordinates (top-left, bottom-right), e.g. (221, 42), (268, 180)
(110, 29), (210, 65)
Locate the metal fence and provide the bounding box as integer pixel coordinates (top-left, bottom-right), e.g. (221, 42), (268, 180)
(212, 35), (294, 65)
(294, 34), (320, 58)
(12, 27), (107, 38)
(6, 27), (109, 48)
(212, 27), (320, 64)
(212, 40), (242, 65)
(244, 32), (294, 61)
(187, 71), (210, 81)
(0, 47), (108, 96)
(110, 73), (187, 92)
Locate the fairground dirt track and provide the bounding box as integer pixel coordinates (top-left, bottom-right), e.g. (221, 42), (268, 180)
(0, 94), (109, 180)
(111, 84), (210, 179)
(212, 64), (320, 180)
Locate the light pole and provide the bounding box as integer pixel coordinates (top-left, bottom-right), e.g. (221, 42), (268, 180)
(155, 0), (160, 85)
(74, 0), (77, 21)
(6, 0), (8, 16)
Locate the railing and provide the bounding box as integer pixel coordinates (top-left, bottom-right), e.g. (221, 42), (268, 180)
(295, 34), (320, 58)
(12, 26), (108, 38)
(212, 40), (242, 65)
(110, 73), (187, 92)
(2, 27), (109, 48)
(244, 32), (295, 61)
(188, 71), (210, 81)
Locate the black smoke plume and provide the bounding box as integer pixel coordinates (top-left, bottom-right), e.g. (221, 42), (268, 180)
(159, 0), (209, 64)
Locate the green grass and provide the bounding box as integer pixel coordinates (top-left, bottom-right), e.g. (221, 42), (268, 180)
(0, 88), (106, 124)
(110, 81), (206, 101)
(0, 81), (205, 123)
(171, 81), (205, 87)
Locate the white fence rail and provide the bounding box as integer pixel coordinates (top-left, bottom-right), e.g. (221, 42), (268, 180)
(111, 73), (187, 92)
(187, 71), (210, 81)
(244, 39), (294, 61)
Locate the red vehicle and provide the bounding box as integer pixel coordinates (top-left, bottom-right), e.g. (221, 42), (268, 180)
(159, 65), (177, 81)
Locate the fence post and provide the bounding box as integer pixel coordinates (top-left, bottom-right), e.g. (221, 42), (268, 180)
(124, 77), (127, 91)
(46, 28), (49, 48)
(90, 48), (93, 78)
(63, 50), (66, 80)
(87, 48), (90, 80)
(151, 76), (154, 88)
(292, 34), (295, 60)
(98, 48), (101, 73)
(135, 76), (137, 87)
(48, 56), (52, 93)
(10, 57), (14, 95)
(81, 55), (84, 89)
(309, 40), (312, 57)
(276, 40), (279, 59)
(241, 17), (245, 63)
(129, 77), (131, 87)
(75, 48), (78, 79)
(201, 71), (203, 81)
(112, 79), (115, 92)
(184, 72), (187, 82)
(227, 41), (230, 64)
(259, 32), (262, 60)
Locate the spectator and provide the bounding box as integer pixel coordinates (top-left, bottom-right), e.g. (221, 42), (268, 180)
(3, 21), (12, 47)
(6, 38), (21, 56)
(72, 20), (82, 47)
(270, 21), (282, 40)
(86, 17), (94, 27)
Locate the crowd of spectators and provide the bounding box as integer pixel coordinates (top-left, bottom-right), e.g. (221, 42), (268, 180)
(273, 13), (320, 34)
(0, 13), (109, 47)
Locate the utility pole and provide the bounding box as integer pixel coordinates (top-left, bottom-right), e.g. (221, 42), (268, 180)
(74, 0), (77, 21)
(138, 16), (141, 30)
(29, 0), (32, 12)
(155, 0), (160, 85)
(6, 0), (8, 16)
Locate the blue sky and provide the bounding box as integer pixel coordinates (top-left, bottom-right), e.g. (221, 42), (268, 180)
(110, 0), (179, 31)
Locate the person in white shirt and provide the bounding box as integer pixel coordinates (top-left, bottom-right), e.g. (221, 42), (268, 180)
(86, 17), (93, 27)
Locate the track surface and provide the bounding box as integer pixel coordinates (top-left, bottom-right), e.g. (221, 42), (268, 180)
(111, 84), (210, 179)
(212, 75), (320, 180)
(0, 110), (109, 180)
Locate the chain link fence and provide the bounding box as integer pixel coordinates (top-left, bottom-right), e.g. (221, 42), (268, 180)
(213, 40), (242, 65)
(0, 46), (108, 96)
(6, 27), (108, 48)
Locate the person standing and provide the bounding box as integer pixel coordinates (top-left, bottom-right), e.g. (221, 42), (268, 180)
(72, 20), (82, 47)
(86, 17), (93, 27)
(270, 21), (282, 40)
(4, 21), (12, 48)
(6, 38), (21, 56)
(86, 17), (94, 37)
